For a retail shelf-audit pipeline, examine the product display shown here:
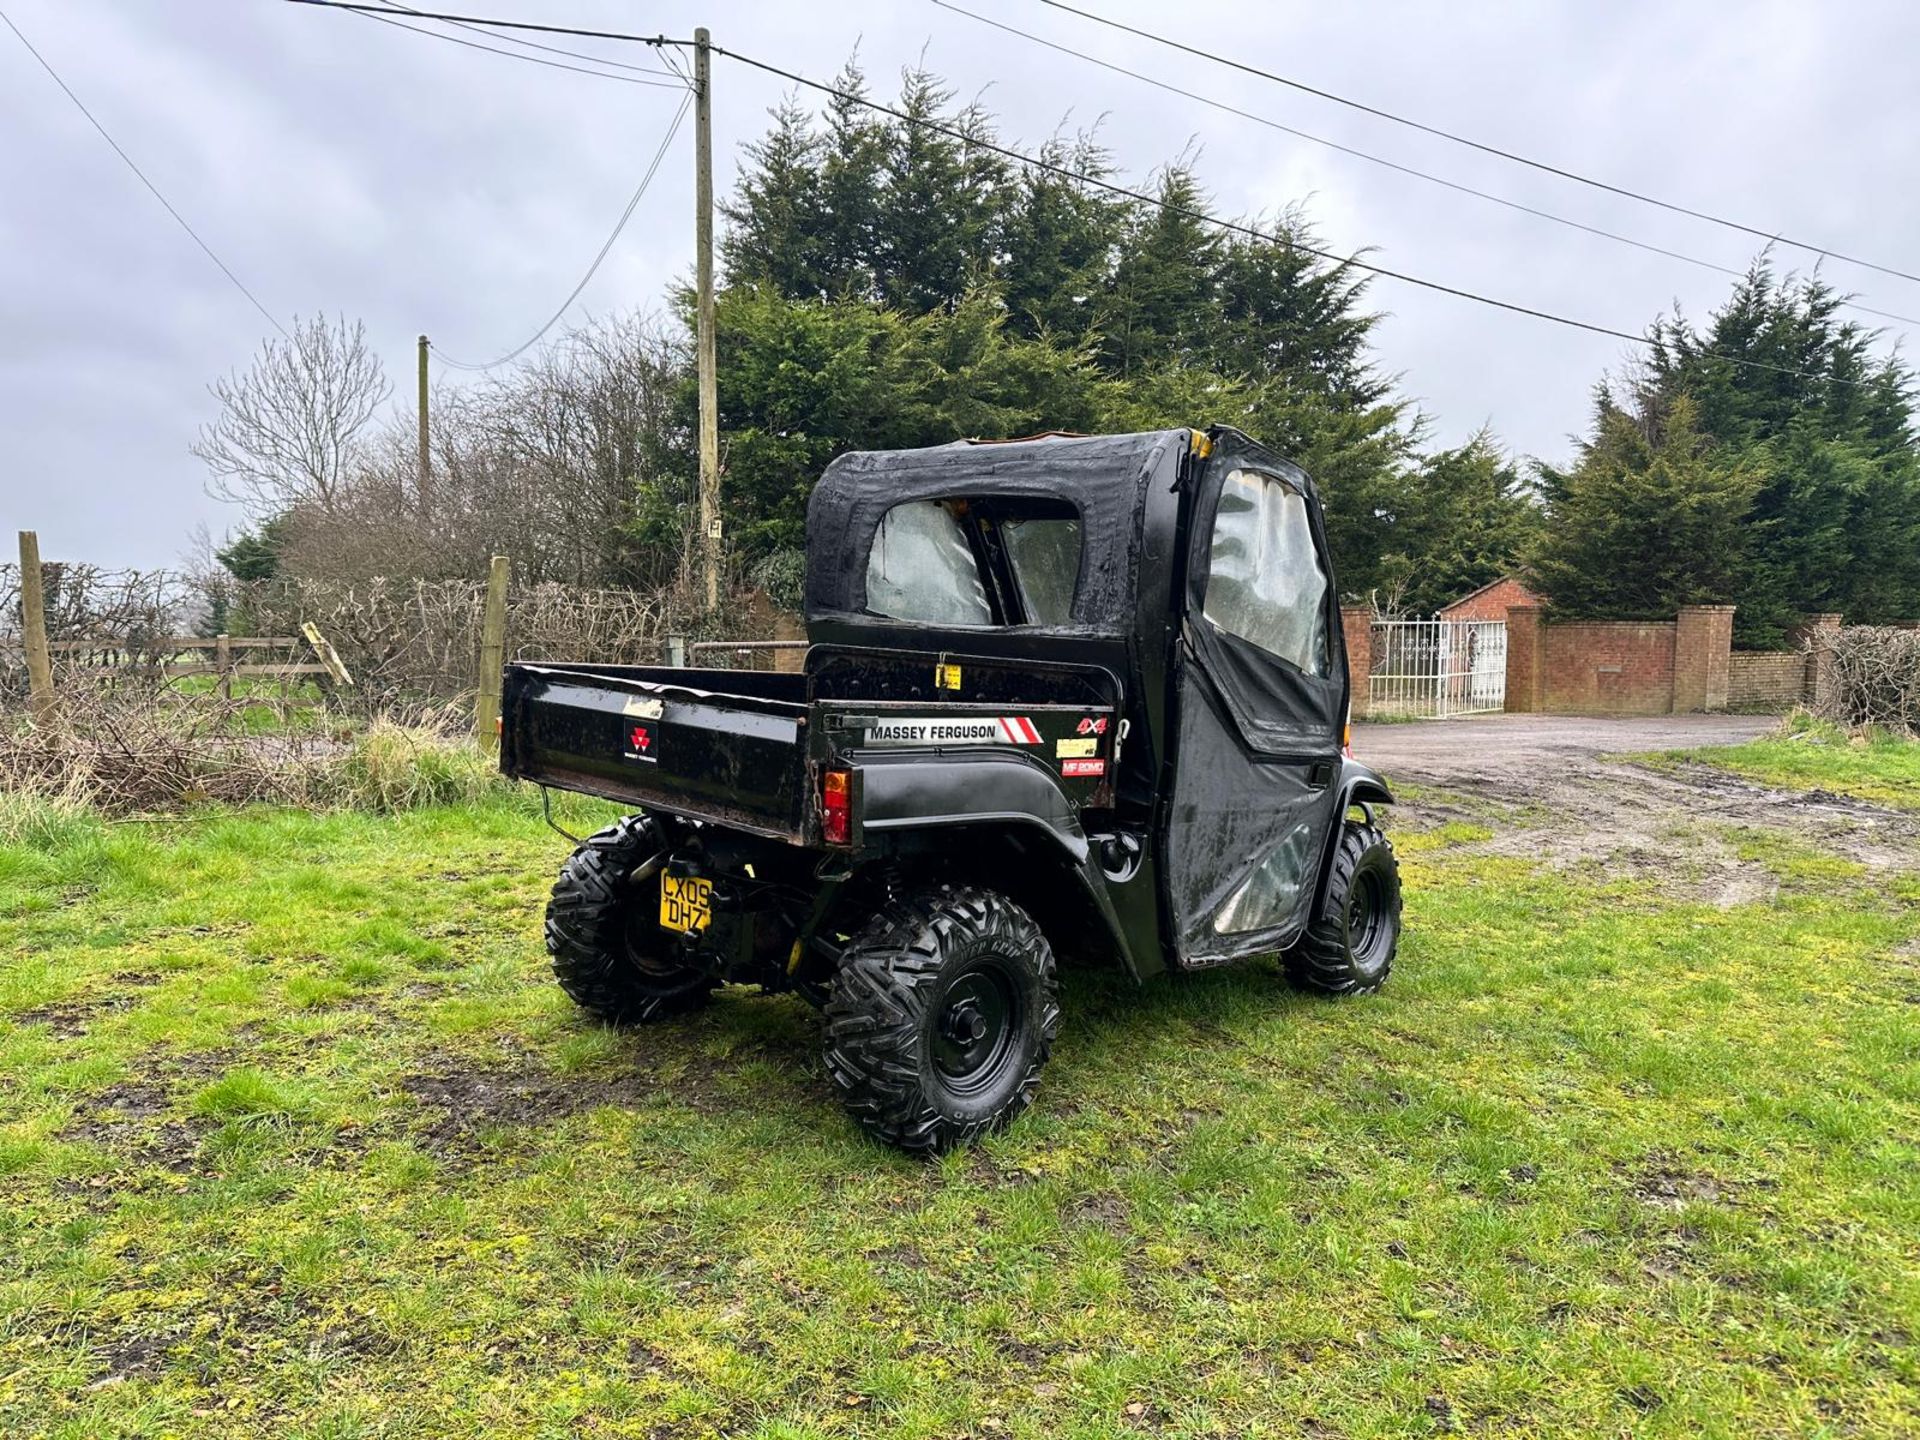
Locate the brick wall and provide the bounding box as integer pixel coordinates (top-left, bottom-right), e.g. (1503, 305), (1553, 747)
(1503, 604), (1741, 715)
(1728, 651), (1810, 710)
(1538, 621), (1676, 714)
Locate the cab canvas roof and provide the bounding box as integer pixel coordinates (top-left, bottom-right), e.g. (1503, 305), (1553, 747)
(804, 429), (1188, 633)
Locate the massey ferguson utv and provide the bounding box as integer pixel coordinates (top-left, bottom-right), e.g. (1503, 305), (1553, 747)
(500, 427), (1400, 1152)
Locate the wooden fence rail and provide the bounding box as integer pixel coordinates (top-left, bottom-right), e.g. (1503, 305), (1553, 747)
(1, 625), (331, 703)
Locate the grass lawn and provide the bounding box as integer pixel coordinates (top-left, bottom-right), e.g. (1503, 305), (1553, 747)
(1, 778), (1916, 1438)
(1669, 718), (1920, 810)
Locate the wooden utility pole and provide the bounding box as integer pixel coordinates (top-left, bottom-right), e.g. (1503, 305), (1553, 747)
(694, 27), (721, 614)
(16, 531), (55, 725)
(474, 554), (510, 748)
(417, 334), (431, 518)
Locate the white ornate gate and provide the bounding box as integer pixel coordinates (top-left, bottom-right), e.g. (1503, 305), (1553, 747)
(1369, 618), (1507, 718)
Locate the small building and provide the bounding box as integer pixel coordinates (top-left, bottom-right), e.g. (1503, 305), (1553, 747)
(1438, 574), (1541, 623)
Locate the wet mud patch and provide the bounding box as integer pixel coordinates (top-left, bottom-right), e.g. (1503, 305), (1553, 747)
(403, 1060), (665, 1160)
(1619, 1150), (1771, 1214)
(13, 972), (165, 1037)
(1067, 1189), (1130, 1231)
(400, 1021), (826, 1162)
(80, 1264), (393, 1395)
(1394, 755), (1919, 901)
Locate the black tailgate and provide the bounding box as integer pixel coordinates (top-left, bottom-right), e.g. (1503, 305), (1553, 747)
(501, 663), (810, 841)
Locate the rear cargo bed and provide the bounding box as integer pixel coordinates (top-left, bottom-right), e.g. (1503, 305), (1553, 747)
(501, 663), (812, 841)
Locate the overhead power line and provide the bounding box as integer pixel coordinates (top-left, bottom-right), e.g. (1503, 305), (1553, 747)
(283, 0), (683, 52)
(1, 4), (286, 336)
(933, 0), (1920, 330)
(706, 44), (1888, 389)
(290, 0), (1888, 390)
(1035, 0), (1920, 288)
(366, 0), (683, 83)
(434, 90), (692, 370)
(353, 5), (686, 88)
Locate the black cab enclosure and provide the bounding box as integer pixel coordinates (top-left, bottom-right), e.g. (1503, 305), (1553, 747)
(501, 426), (1400, 1151)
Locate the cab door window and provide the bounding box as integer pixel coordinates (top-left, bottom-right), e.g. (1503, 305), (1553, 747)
(1202, 468), (1329, 676)
(999, 514), (1081, 625)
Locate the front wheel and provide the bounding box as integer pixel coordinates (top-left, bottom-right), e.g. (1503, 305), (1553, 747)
(1285, 821), (1401, 996)
(824, 885), (1060, 1154)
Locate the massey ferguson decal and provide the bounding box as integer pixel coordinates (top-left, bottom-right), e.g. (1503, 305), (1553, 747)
(623, 721), (658, 762)
(1061, 757), (1107, 778)
(863, 716), (1042, 746)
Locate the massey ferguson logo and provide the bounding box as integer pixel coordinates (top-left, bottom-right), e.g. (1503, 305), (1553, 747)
(1076, 716), (1109, 736)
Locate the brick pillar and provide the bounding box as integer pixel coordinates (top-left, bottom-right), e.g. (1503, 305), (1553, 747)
(1340, 604), (1373, 719)
(771, 608), (807, 674)
(1673, 605), (1735, 712)
(1504, 605), (1544, 713)
(1790, 612), (1843, 710)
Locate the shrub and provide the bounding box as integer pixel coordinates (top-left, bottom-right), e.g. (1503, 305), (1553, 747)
(1818, 627), (1920, 737)
(317, 718), (503, 813)
(0, 783), (103, 850)
(0, 697), (503, 826)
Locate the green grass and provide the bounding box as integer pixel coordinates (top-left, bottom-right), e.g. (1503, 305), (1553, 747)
(1667, 715), (1920, 809)
(0, 780), (1916, 1437)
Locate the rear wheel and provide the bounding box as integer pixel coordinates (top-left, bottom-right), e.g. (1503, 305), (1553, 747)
(1285, 821), (1401, 996)
(545, 816), (717, 1024)
(824, 885), (1059, 1154)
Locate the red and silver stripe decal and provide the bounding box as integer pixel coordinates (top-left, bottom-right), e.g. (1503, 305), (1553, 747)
(996, 716), (1041, 744)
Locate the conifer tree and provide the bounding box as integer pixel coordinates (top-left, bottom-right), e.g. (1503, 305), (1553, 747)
(1530, 393), (1763, 619)
(1102, 165), (1222, 376)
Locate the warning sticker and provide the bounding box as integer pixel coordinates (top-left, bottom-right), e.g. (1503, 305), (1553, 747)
(1056, 737), (1098, 758)
(1061, 757), (1107, 778)
(863, 716), (1041, 746)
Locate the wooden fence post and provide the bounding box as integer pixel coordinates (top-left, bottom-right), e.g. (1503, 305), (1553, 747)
(17, 531), (56, 725)
(215, 633), (233, 700)
(474, 555), (510, 747)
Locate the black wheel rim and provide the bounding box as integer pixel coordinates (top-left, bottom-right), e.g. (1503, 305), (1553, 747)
(932, 960), (1022, 1098)
(622, 906), (698, 985)
(1345, 869), (1392, 972)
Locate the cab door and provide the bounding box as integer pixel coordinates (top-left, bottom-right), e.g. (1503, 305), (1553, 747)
(1160, 432), (1349, 965)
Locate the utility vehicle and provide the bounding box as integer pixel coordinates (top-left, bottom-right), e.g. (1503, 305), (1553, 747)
(501, 427), (1400, 1152)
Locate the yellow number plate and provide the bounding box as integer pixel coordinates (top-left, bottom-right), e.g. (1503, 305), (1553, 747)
(659, 873), (711, 932)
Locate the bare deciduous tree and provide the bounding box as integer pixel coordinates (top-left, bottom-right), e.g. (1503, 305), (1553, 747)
(269, 313), (690, 588)
(194, 314), (391, 519)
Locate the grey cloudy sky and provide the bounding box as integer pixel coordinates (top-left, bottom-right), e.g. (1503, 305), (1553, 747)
(4, 0), (1917, 569)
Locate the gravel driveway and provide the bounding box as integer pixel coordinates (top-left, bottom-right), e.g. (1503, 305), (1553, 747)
(1352, 712), (1774, 780)
(1350, 712), (1917, 904)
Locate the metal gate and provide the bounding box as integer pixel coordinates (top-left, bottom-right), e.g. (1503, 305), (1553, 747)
(1369, 618), (1507, 718)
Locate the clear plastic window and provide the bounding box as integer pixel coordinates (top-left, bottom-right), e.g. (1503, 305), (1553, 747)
(1001, 516), (1081, 625)
(865, 501), (992, 626)
(1213, 822), (1314, 933)
(1203, 469), (1329, 675)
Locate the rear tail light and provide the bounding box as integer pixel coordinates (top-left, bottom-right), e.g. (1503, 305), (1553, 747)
(820, 768), (852, 846)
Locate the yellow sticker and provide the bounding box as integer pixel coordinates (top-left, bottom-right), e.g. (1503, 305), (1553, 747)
(1056, 737), (1098, 758)
(935, 663), (963, 690)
